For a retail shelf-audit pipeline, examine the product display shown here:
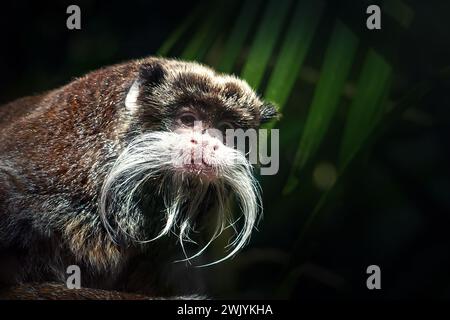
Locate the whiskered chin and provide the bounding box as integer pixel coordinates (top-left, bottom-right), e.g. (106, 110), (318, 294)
(180, 163), (217, 181)
(100, 131), (261, 266)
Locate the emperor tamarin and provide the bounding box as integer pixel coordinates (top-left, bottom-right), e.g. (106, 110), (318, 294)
(0, 57), (278, 297)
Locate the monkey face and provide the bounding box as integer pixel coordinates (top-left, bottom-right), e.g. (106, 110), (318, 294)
(100, 58), (279, 265)
(132, 60), (278, 180)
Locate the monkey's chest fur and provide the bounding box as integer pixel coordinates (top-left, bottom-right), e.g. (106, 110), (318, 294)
(0, 153), (203, 295)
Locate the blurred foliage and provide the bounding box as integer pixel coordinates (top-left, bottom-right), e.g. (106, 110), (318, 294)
(154, 0), (450, 298)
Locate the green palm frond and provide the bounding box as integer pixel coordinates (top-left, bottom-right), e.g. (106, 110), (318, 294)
(339, 49), (392, 169)
(283, 20), (359, 194)
(264, 0), (325, 111)
(217, 0), (264, 73)
(240, 0), (292, 90)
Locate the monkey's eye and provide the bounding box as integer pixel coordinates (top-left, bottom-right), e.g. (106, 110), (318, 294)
(178, 112), (199, 127)
(217, 121), (234, 132)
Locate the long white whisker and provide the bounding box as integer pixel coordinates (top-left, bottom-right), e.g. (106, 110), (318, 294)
(99, 131), (262, 266)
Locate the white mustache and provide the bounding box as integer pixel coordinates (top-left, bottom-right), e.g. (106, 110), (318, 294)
(99, 131), (261, 266)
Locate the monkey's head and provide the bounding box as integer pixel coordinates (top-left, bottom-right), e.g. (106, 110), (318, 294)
(99, 58), (278, 265)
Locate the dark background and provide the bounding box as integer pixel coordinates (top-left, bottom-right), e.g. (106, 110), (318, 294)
(1, 0), (449, 299)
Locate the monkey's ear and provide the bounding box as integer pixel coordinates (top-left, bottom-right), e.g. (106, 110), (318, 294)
(260, 103), (280, 124)
(126, 62), (166, 112)
(138, 62), (166, 87)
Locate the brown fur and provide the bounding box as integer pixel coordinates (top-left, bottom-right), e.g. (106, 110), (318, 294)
(0, 57), (278, 298)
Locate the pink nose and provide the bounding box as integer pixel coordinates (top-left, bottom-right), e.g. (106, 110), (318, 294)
(190, 137), (219, 151)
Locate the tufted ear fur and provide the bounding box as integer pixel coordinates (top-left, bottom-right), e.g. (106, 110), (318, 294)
(125, 62), (167, 112)
(138, 62), (166, 88)
(259, 103), (280, 124)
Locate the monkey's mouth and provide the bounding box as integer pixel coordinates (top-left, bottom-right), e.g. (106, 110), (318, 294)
(181, 161), (217, 180)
